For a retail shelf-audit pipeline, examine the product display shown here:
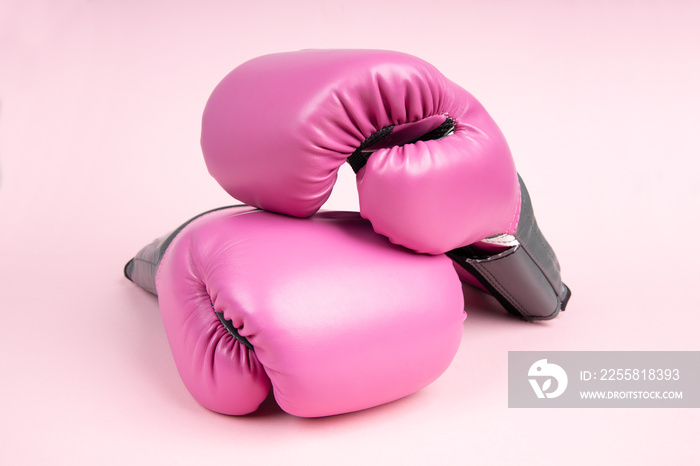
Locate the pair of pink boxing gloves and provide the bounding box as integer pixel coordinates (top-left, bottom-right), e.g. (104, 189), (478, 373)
(124, 49), (571, 418)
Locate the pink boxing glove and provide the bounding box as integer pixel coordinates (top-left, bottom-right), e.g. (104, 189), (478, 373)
(200, 49), (570, 320)
(124, 206), (465, 417)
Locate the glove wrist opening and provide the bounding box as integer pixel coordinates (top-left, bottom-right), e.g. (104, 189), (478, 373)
(347, 116), (455, 173)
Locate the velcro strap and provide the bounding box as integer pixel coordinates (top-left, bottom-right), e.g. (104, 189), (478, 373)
(447, 176), (571, 321)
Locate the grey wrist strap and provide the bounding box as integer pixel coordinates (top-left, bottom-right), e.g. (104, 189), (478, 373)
(123, 206), (240, 296)
(123, 232), (171, 296)
(447, 176), (571, 321)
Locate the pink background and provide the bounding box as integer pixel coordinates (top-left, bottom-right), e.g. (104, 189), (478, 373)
(1, 0), (698, 464)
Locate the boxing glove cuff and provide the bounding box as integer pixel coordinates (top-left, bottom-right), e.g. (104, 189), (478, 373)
(447, 177), (571, 321)
(123, 206), (237, 295)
